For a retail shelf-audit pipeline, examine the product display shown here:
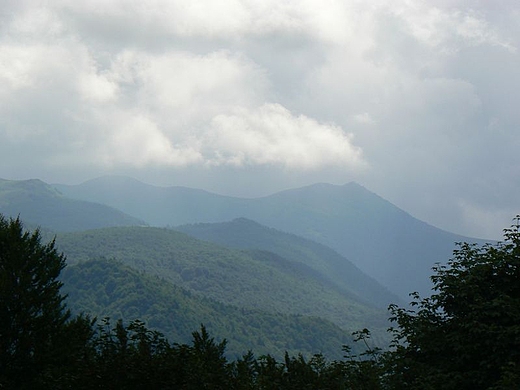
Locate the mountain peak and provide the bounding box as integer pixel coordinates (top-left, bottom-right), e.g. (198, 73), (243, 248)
(53, 175), (477, 299)
(0, 177), (62, 198)
(0, 177), (144, 231)
(78, 175), (148, 188)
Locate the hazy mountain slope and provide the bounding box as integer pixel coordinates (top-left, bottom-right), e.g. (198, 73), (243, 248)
(0, 178), (144, 231)
(57, 227), (387, 336)
(245, 182), (477, 299)
(55, 175), (250, 226)
(61, 258), (353, 359)
(177, 218), (400, 308)
(56, 176), (479, 299)
(56, 226), (388, 334)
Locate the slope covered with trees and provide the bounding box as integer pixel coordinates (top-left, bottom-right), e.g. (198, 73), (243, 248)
(56, 226), (388, 336)
(56, 176), (481, 299)
(1, 213), (518, 389)
(0, 178), (144, 231)
(62, 258), (353, 359)
(177, 218), (400, 308)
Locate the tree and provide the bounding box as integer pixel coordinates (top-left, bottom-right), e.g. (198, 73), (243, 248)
(385, 217), (520, 389)
(0, 215), (70, 388)
(181, 325), (231, 389)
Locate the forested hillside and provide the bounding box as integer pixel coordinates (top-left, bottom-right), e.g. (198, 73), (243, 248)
(177, 218), (400, 307)
(62, 258), (353, 359)
(2, 213), (518, 389)
(56, 226), (388, 337)
(56, 176), (480, 299)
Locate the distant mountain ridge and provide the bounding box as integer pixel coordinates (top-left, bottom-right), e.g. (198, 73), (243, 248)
(0, 178), (144, 231)
(4, 175), (475, 357)
(177, 218), (400, 308)
(56, 175), (480, 299)
(55, 175), (251, 226)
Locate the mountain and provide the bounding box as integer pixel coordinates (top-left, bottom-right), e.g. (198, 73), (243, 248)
(54, 175), (250, 226)
(55, 226), (388, 337)
(177, 218), (400, 308)
(61, 258), (353, 360)
(56, 176), (480, 299)
(241, 182), (478, 300)
(0, 178), (144, 231)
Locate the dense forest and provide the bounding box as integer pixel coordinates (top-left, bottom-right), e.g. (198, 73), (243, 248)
(61, 258), (354, 360)
(1, 213), (519, 389)
(55, 225), (389, 353)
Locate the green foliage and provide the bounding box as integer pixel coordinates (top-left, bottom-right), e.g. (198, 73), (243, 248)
(56, 226), (388, 337)
(77, 317), (174, 389)
(4, 209), (518, 389)
(57, 176), (476, 300)
(59, 318), (353, 390)
(384, 217), (520, 389)
(0, 215), (70, 388)
(177, 217), (400, 308)
(61, 258), (353, 359)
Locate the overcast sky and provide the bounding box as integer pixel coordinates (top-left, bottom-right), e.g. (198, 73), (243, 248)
(1, 0), (519, 239)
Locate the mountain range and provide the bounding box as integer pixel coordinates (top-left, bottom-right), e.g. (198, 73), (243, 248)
(0, 178), (143, 231)
(55, 175), (481, 299)
(0, 175), (486, 357)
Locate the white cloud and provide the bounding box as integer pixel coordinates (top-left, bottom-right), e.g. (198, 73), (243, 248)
(113, 49), (268, 116)
(205, 103), (365, 169)
(0, 45), (39, 91)
(0, 0), (519, 238)
(7, 5), (64, 38)
(97, 112), (203, 167)
(352, 113), (376, 125)
(0, 30), (360, 172)
(387, 1), (515, 52)
(78, 70), (118, 103)
(55, 0), (333, 40)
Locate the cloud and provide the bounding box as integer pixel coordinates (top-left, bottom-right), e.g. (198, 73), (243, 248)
(352, 113), (376, 125)
(205, 103), (365, 169)
(56, 0), (349, 42)
(78, 70), (118, 103)
(390, 2), (516, 52)
(0, 0), (519, 239)
(61, 102), (365, 171)
(0, 25), (361, 172)
(458, 199), (517, 240)
(92, 111), (203, 167)
(109, 49), (268, 119)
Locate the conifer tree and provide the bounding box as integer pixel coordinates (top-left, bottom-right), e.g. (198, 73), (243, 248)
(0, 215), (70, 388)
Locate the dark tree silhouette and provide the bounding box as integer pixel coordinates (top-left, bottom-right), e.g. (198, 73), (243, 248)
(385, 217), (520, 389)
(0, 215), (70, 388)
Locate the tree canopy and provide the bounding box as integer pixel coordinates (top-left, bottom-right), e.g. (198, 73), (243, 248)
(385, 217), (520, 389)
(1, 212), (519, 389)
(0, 216), (70, 388)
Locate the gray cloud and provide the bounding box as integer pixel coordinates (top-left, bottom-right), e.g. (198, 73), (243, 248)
(0, 0), (519, 239)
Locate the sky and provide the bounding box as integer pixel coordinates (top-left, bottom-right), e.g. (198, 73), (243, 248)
(0, 0), (519, 240)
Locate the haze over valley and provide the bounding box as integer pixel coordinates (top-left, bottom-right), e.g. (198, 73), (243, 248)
(1, 2), (519, 386)
(0, 175), (494, 358)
